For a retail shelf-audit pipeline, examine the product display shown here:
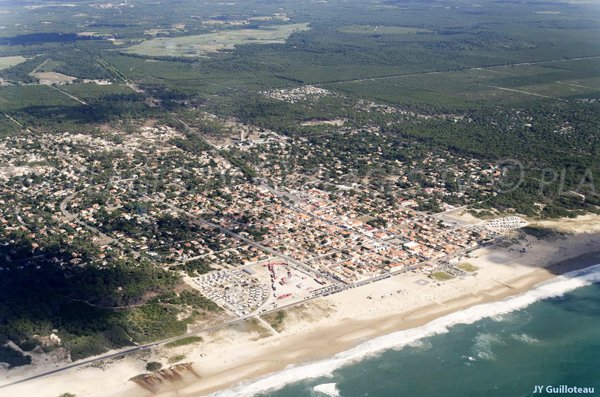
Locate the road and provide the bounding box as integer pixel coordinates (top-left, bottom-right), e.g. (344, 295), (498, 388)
(3, 113), (25, 128)
(0, 256), (363, 389)
(58, 178), (140, 255)
(46, 84), (88, 106)
(320, 54), (600, 85)
(30, 58), (50, 74)
(0, 314), (250, 389)
(162, 201), (325, 279)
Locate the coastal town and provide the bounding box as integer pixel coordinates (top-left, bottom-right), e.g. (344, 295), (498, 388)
(0, 106), (507, 321)
(2, 0), (600, 395)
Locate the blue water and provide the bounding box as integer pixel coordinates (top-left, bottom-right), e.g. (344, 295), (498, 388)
(212, 266), (600, 397)
(267, 285), (600, 397)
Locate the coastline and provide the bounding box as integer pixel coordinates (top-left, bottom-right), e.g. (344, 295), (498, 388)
(178, 251), (600, 397)
(2, 218), (600, 397)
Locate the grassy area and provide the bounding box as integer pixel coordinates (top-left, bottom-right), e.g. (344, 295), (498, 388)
(124, 23), (310, 58)
(59, 83), (136, 101)
(0, 56), (27, 70)
(457, 263), (479, 272)
(262, 310), (287, 333)
(430, 271), (455, 281)
(168, 354), (186, 364)
(337, 25), (432, 35)
(164, 335), (203, 348)
(30, 71), (77, 84)
(239, 318), (272, 339)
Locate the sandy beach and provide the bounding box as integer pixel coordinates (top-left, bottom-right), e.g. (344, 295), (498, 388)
(2, 215), (600, 397)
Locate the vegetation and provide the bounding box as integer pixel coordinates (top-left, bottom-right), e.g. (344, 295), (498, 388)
(220, 150), (258, 179)
(242, 318), (273, 338)
(145, 361), (163, 372)
(457, 263), (479, 273)
(430, 272), (455, 282)
(124, 23), (310, 58)
(521, 226), (562, 239)
(0, 236), (220, 361)
(263, 310), (287, 333)
(168, 354), (186, 364)
(0, 56), (28, 70)
(170, 258), (214, 277)
(0, 345), (32, 368)
(165, 336), (203, 348)
(337, 25), (432, 35)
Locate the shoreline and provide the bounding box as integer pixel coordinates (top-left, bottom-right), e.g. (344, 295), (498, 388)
(181, 250), (600, 397)
(2, 223), (600, 397)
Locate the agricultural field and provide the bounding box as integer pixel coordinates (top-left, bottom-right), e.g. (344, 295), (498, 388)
(123, 23), (311, 58)
(0, 56), (27, 70)
(30, 72), (77, 85)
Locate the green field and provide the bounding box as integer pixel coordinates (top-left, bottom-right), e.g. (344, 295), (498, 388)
(431, 272), (455, 281)
(164, 336), (203, 348)
(458, 263), (479, 273)
(326, 57), (600, 108)
(124, 23), (310, 57)
(0, 85), (77, 111)
(59, 83), (137, 101)
(0, 56), (27, 70)
(337, 25), (432, 35)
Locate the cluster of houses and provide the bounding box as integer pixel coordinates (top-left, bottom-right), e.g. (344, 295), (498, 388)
(0, 115), (497, 308)
(261, 85), (332, 103)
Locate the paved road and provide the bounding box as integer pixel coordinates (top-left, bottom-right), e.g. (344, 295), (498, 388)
(0, 314), (249, 389)
(162, 201), (325, 279)
(0, 261), (359, 389)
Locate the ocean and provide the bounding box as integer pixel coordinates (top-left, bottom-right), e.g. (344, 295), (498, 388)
(211, 264), (600, 397)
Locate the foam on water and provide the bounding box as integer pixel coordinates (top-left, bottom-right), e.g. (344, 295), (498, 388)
(472, 333), (503, 361)
(313, 383), (340, 397)
(208, 263), (600, 397)
(405, 338), (433, 351)
(490, 312), (513, 322)
(510, 333), (541, 344)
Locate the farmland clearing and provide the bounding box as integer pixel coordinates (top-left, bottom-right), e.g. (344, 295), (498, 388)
(124, 23), (310, 57)
(0, 56), (27, 70)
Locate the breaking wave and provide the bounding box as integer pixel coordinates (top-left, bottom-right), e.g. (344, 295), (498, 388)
(313, 383), (340, 397)
(208, 263), (600, 397)
(406, 339), (433, 351)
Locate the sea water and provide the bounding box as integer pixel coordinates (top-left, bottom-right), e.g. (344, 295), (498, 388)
(210, 264), (600, 397)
